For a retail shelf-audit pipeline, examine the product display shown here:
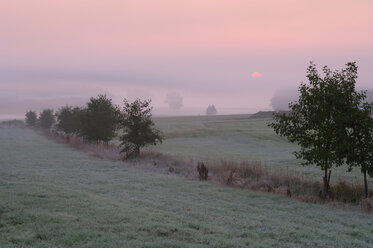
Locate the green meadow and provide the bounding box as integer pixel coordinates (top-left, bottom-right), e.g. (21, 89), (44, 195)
(150, 115), (373, 185)
(1, 128), (372, 247)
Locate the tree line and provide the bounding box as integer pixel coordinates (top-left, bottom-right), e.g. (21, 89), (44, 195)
(25, 95), (162, 158)
(270, 62), (373, 199)
(24, 62), (372, 200)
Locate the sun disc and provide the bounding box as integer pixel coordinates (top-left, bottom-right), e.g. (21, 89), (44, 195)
(252, 72), (262, 78)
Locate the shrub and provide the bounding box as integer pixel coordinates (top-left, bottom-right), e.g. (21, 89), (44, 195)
(197, 161), (208, 181)
(329, 181), (364, 203)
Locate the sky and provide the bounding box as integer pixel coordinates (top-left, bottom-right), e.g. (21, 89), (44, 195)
(1, 0), (373, 118)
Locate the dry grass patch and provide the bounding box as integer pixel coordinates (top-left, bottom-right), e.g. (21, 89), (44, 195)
(360, 198), (373, 212)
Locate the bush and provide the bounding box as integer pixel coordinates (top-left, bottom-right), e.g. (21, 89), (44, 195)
(329, 181), (365, 203)
(197, 162), (208, 181)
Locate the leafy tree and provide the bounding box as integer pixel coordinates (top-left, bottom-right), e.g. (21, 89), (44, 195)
(80, 94), (120, 142)
(25, 111), (37, 126)
(269, 62), (362, 199)
(55, 106), (83, 134)
(38, 109), (56, 129)
(119, 99), (162, 157)
(345, 101), (373, 198)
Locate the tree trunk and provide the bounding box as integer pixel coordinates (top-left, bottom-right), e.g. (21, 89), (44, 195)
(363, 169), (368, 198)
(322, 168), (328, 200)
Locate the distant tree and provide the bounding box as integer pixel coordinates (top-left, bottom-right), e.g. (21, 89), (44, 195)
(119, 99), (162, 158)
(79, 94), (120, 142)
(55, 106), (83, 134)
(206, 105), (217, 115)
(345, 101), (373, 198)
(38, 109), (56, 129)
(165, 92), (184, 110)
(25, 111), (37, 127)
(0, 119), (25, 128)
(269, 62), (363, 199)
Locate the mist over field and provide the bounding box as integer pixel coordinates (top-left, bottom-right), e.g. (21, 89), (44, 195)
(271, 89), (373, 111)
(1, 1), (373, 119)
(1, 1), (373, 247)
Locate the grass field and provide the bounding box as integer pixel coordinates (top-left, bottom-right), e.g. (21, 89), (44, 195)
(1, 128), (372, 247)
(150, 115), (373, 185)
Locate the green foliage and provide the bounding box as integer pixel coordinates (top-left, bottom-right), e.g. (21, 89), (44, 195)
(25, 111), (37, 126)
(79, 95), (120, 142)
(38, 109), (55, 129)
(55, 106), (83, 134)
(119, 99), (162, 157)
(269, 62), (364, 197)
(344, 100), (373, 197)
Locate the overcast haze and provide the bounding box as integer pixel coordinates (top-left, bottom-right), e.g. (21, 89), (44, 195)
(1, 0), (373, 118)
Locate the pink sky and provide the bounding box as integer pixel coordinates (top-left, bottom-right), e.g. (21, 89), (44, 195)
(1, 0), (373, 117)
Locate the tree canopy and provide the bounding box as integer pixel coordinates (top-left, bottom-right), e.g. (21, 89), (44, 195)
(55, 106), (83, 134)
(38, 109), (55, 129)
(79, 95), (120, 142)
(25, 111), (37, 127)
(345, 101), (373, 197)
(119, 99), (162, 158)
(269, 62), (366, 199)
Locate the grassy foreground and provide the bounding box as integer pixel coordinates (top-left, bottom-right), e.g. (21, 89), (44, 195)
(0, 129), (372, 247)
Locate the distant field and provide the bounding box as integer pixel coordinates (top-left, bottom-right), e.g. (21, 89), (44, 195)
(149, 114), (372, 185)
(1, 128), (372, 247)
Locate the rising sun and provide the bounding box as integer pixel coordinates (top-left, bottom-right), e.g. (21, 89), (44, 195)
(252, 72), (262, 78)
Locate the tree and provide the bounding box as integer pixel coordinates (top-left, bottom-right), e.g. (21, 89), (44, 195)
(269, 62), (362, 199)
(345, 101), (373, 198)
(38, 109), (55, 129)
(119, 99), (162, 157)
(206, 105), (217, 115)
(79, 94), (120, 142)
(25, 111), (37, 127)
(55, 106), (83, 134)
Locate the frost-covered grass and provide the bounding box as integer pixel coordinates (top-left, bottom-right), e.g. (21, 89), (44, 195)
(0, 128), (372, 247)
(150, 115), (372, 185)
